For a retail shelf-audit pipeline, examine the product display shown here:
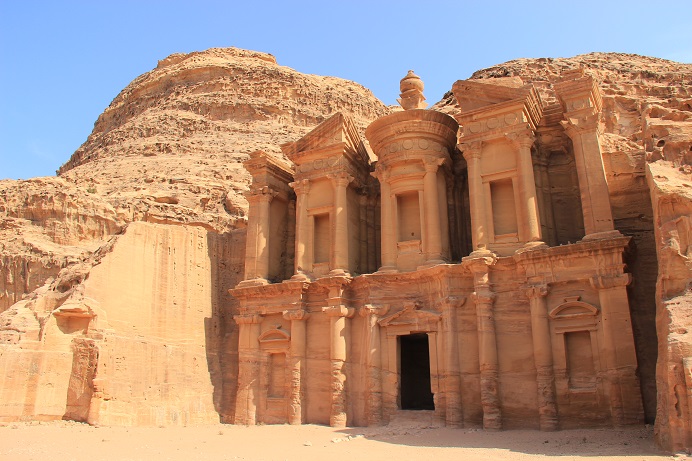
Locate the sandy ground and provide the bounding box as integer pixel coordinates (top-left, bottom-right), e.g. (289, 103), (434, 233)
(0, 421), (686, 461)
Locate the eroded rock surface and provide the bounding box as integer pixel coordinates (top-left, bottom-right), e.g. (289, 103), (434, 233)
(0, 49), (691, 451)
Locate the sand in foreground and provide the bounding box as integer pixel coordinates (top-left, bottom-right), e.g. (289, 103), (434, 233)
(0, 421), (684, 461)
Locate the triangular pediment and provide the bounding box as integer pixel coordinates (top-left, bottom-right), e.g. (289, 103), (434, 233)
(378, 302), (441, 328)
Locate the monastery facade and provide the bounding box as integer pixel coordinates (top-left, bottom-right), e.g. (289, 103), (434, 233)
(229, 70), (645, 430)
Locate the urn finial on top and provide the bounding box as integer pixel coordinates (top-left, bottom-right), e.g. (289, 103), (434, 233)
(398, 70), (427, 110)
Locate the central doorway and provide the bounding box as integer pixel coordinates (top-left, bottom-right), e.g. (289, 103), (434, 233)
(399, 333), (434, 410)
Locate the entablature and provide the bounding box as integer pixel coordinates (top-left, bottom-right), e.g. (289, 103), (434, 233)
(456, 96), (542, 143)
(554, 70), (603, 118)
(243, 150), (295, 196)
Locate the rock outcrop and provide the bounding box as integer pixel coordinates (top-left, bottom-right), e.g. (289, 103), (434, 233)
(647, 162), (692, 451)
(1, 49), (691, 451)
(0, 47), (389, 426)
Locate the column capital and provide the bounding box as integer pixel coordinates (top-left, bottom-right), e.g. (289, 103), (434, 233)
(439, 295), (467, 310)
(246, 186), (278, 203)
(463, 252), (497, 274)
(283, 309), (310, 321)
(289, 178), (310, 196)
(328, 172), (354, 188)
(590, 273), (631, 290)
(524, 283), (548, 300)
(472, 290), (496, 305)
(234, 313), (263, 324)
(423, 157), (445, 173)
(560, 114), (600, 137)
(372, 164), (390, 182)
(460, 141), (483, 161)
(323, 305), (355, 318)
(359, 304), (390, 317)
(505, 129), (536, 150)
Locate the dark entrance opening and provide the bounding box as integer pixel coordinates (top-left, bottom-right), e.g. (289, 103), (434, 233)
(399, 333), (434, 410)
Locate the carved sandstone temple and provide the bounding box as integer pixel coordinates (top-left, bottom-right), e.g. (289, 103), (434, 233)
(229, 70), (645, 430)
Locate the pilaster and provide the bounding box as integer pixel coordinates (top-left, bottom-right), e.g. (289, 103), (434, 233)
(423, 158), (445, 265)
(322, 283), (354, 427)
(464, 253), (501, 429)
(506, 130), (542, 244)
(328, 172), (354, 275)
(290, 179), (311, 280)
(359, 304), (389, 426)
(590, 273), (643, 425)
(525, 283), (558, 431)
(440, 296), (466, 428)
(241, 187), (277, 285)
(555, 75), (617, 238)
(374, 166), (397, 272)
(283, 309), (309, 425)
(461, 141), (489, 251)
(234, 313), (263, 425)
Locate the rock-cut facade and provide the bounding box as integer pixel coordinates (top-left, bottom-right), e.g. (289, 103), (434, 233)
(230, 69), (645, 429)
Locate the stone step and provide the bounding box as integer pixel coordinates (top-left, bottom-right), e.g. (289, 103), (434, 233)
(387, 409), (442, 428)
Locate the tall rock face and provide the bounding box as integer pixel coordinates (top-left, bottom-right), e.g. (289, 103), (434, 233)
(0, 47), (389, 425)
(1, 49), (691, 451)
(57, 47), (390, 233)
(647, 163), (692, 451)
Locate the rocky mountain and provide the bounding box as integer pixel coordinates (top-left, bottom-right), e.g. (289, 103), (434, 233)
(1, 47), (390, 312)
(1, 48), (691, 451)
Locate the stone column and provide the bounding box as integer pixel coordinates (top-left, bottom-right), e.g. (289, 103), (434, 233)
(465, 254), (501, 429)
(243, 187), (277, 283)
(461, 142), (489, 252)
(424, 158), (444, 264)
(329, 172), (354, 275)
(441, 296), (465, 427)
(473, 290), (501, 430)
(360, 304), (389, 426)
(561, 116), (616, 237)
(234, 313), (262, 425)
(323, 303), (354, 427)
(507, 131), (542, 243)
(375, 167), (396, 271)
(590, 273), (642, 426)
(525, 284), (558, 431)
(533, 150), (556, 246)
(283, 309), (309, 425)
(290, 179), (310, 280)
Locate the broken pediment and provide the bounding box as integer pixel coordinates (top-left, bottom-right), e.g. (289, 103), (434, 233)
(281, 112), (368, 165)
(378, 301), (441, 331)
(451, 78), (532, 113)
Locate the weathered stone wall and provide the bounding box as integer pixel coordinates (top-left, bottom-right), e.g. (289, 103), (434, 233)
(647, 162), (692, 452)
(0, 221), (244, 425)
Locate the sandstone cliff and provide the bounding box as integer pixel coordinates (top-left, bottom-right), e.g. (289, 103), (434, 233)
(1, 47), (389, 425)
(1, 49), (691, 451)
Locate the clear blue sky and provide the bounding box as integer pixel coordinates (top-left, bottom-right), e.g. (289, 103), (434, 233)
(1, 0), (691, 180)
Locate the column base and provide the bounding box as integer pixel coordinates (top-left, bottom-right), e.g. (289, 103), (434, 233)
(465, 247), (496, 259)
(236, 278), (270, 288)
(515, 240), (548, 255)
(582, 230), (622, 241)
(375, 265), (398, 274)
(417, 259), (446, 270)
(290, 271), (312, 282)
(328, 268), (351, 277)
